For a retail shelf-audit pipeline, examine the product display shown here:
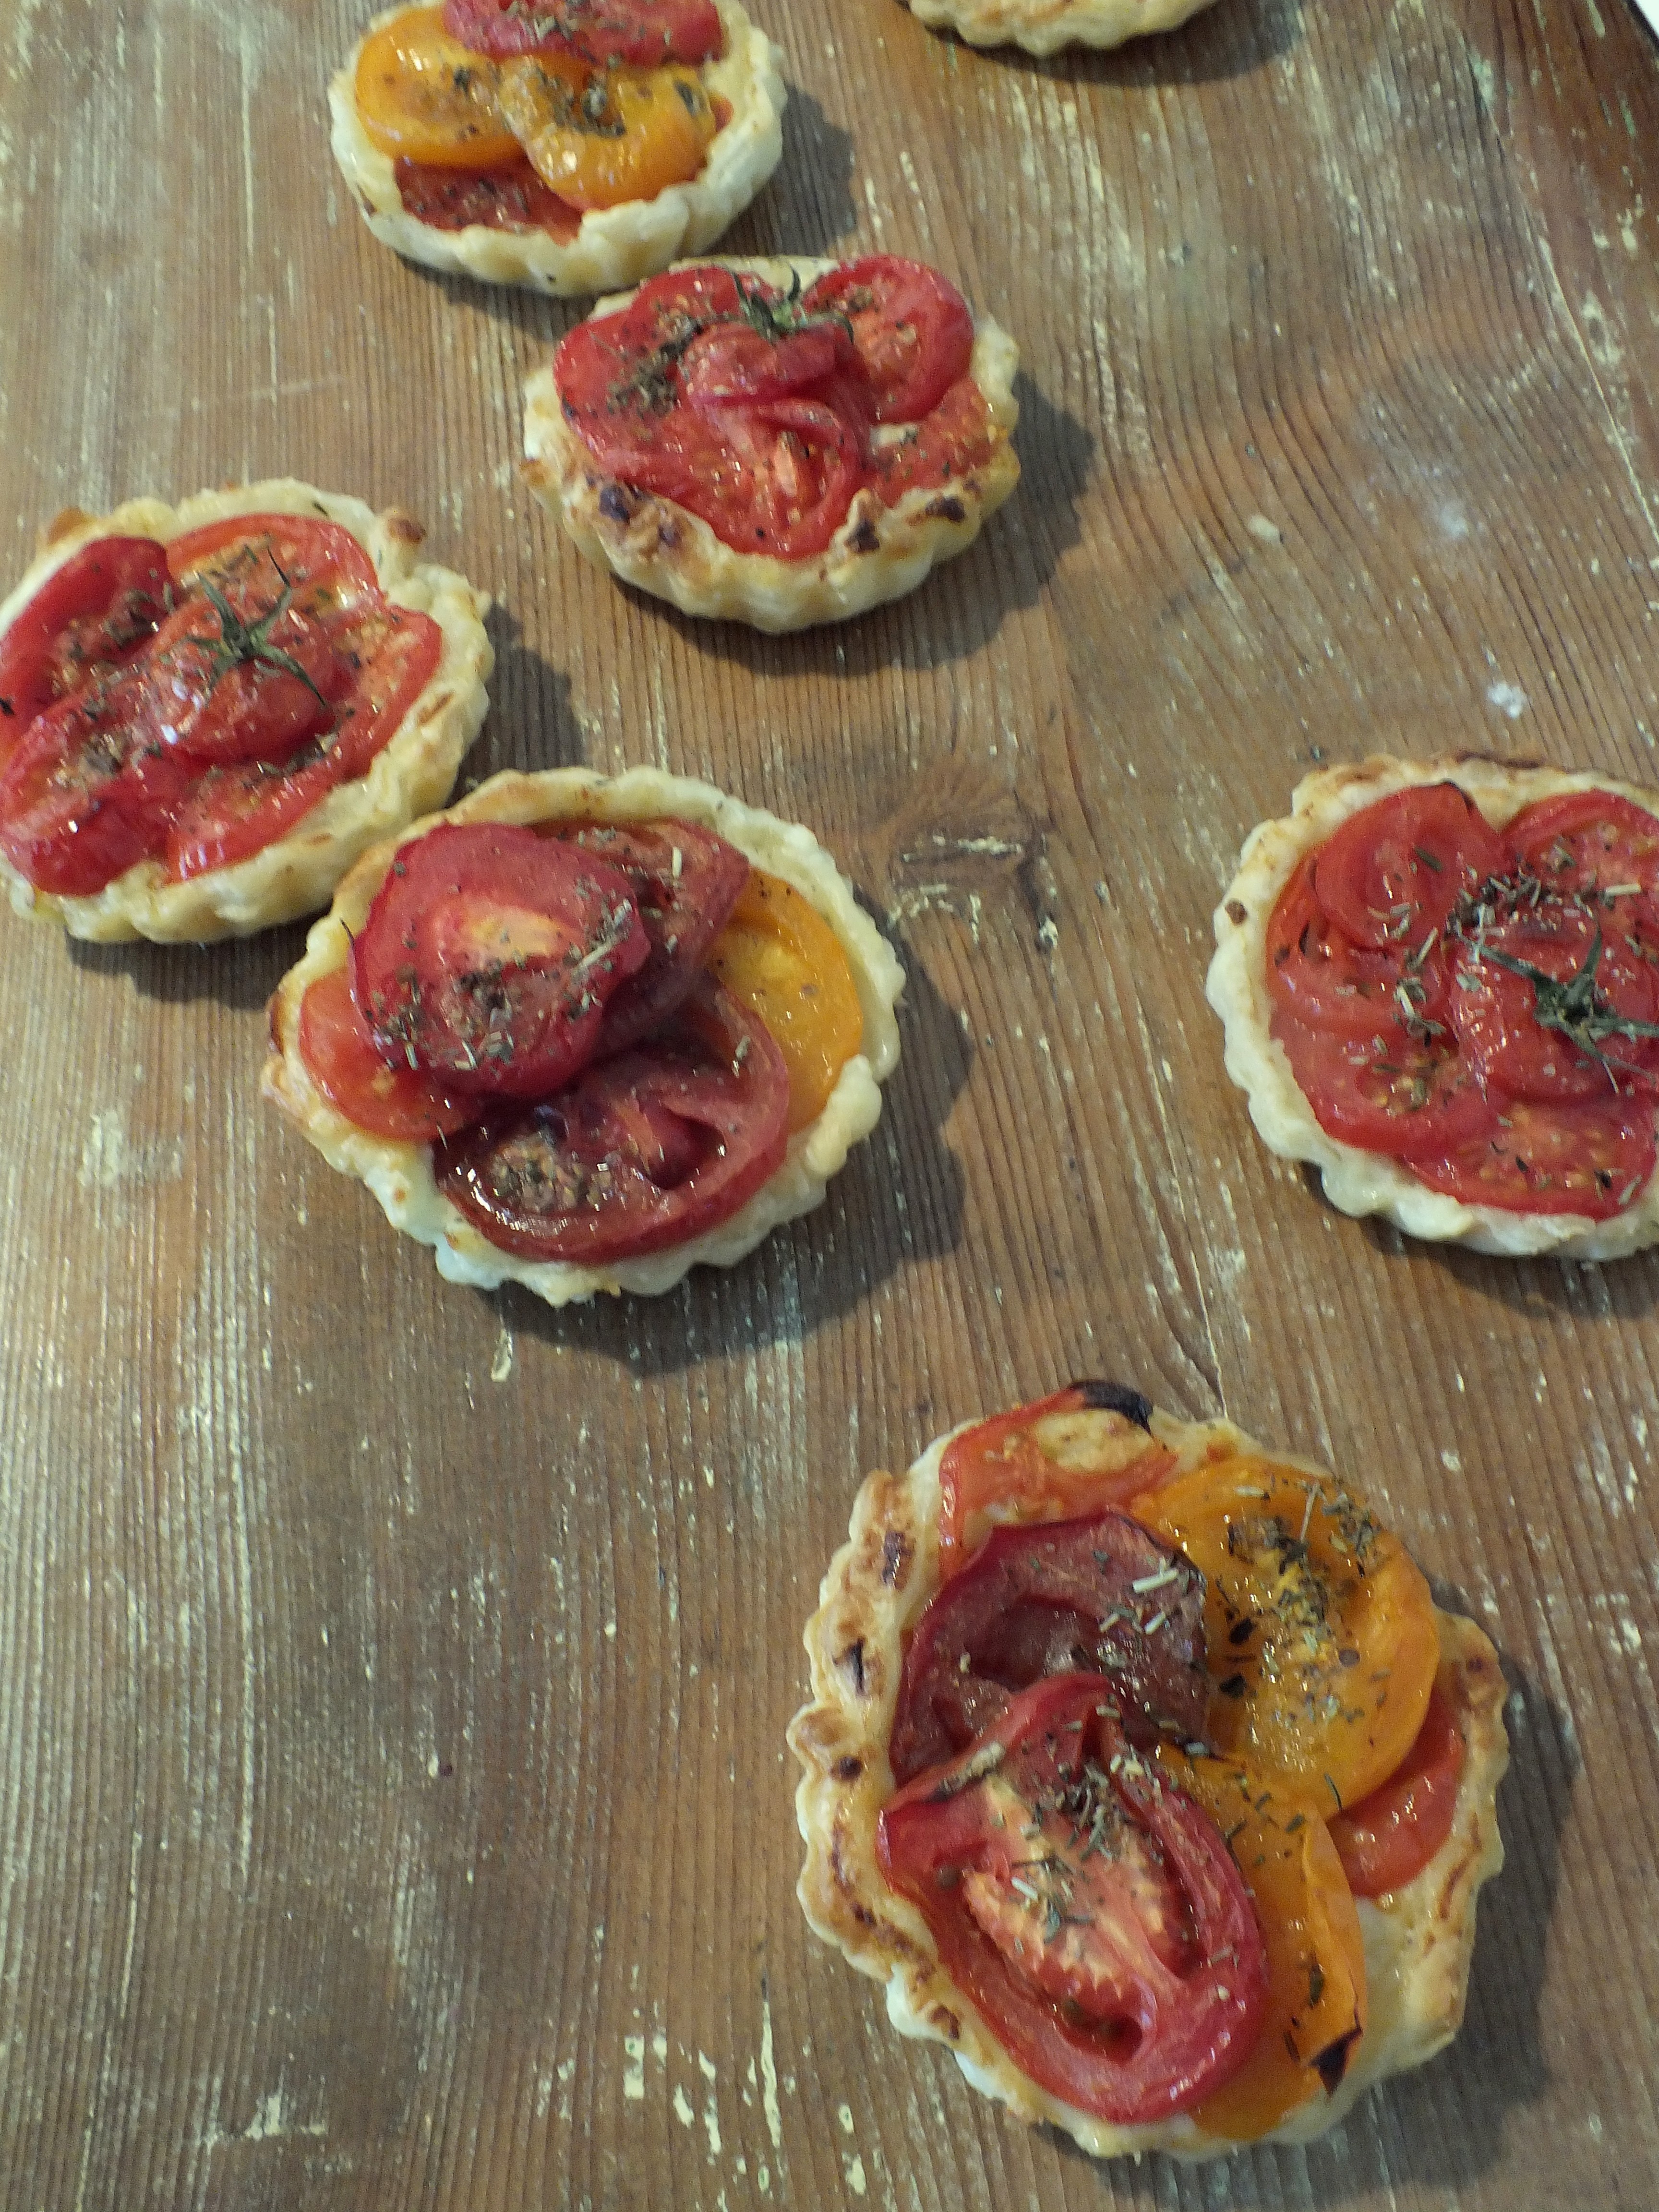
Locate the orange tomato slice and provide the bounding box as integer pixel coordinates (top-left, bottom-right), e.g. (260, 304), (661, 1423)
(705, 869), (864, 1134)
(1158, 1745), (1366, 2140)
(355, 8), (522, 169)
(1134, 1456), (1439, 1811)
(495, 56), (716, 209)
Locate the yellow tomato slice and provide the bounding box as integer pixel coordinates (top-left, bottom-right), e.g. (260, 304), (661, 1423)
(496, 57), (717, 209)
(1159, 1746), (1366, 2140)
(1135, 1456), (1439, 1811)
(706, 870), (864, 1133)
(355, 7), (521, 169)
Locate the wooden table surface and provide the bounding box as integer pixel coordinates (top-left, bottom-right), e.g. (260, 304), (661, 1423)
(3, 1), (1658, 2206)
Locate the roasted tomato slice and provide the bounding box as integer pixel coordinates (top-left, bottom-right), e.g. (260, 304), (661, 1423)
(0, 536), (169, 757)
(1508, 788), (1659, 943)
(705, 868), (864, 1132)
(434, 974), (788, 1261)
(297, 964), (479, 1142)
(540, 817), (749, 1056)
(1312, 783), (1512, 951)
(495, 54), (717, 208)
(165, 515), (383, 604)
(1265, 855), (1449, 1037)
(1157, 1745), (1366, 2140)
(878, 1673), (1269, 2125)
(351, 822), (649, 1097)
(1448, 908), (1659, 1103)
(888, 1512), (1209, 1784)
(1271, 1010), (1500, 1161)
(443, 0), (723, 67)
(355, 6), (522, 167)
(0, 674), (196, 896)
(1328, 1685), (1466, 1899)
(393, 153), (581, 235)
(1408, 1093), (1657, 1217)
(936, 1382), (1178, 1578)
(803, 256), (975, 425)
(1134, 1456), (1439, 1812)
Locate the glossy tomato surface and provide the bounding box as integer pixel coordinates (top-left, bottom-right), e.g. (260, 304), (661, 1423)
(553, 258), (986, 559)
(350, 822), (650, 1098)
(0, 517), (441, 894)
(1311, 782), (1511, 950)
(1509, 788), (1659, 940)
(878, 1674), (1269, 2126)
(704, 867), (864, 1132)
(298, 965), (479, 1142)
(394, 155), (581, 235)
(1328, 1685), (1466, 1898)
(443, 0), (722, 67)
(433, 975), (788, 1262)
(888, 1511), (1209, 1783)
(355, 6), (521, 167)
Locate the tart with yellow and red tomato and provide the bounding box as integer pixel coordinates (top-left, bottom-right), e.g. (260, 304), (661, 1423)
(1209, 754), (1659, 1257)
(330, 0), (785, 295)
(901, 0), (1218, 60)
(523, 253), (1021, 630)
(0, 481), (490, 943)
(789, 1385), (1508, 2158)
(263, 764), (904, 1304)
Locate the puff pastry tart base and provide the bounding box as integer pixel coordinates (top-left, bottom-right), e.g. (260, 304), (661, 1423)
(0, 480), (491, 944)
(522, 255), (1021, 633)
(329, 1), (786, 296)
(903, 0), (1219, 57)
(789, 1402), (1509, 2161)
(263, 764), (905, 1305)
(1207, 753), (1659, 1259)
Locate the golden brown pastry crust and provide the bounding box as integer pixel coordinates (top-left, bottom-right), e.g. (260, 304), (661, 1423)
(522, 254), (1021, 632)
(263, 764), (905, 1305)
(328, 1), (786, 296)
(788, 1401), (1509, 2161)
(1206, 753), (1659, 1259)
(903, 0), (1219, 55)
(0, 481), (492, 944)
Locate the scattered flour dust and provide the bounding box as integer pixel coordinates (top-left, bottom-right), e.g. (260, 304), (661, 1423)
(1486, 680), (1529, 719)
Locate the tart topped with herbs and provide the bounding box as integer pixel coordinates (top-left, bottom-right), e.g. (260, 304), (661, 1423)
(1208, 755), (1659, 1256)
(330, 0), (784, 295)
(264, 765), (903, 1305)
(523, 253), (1020, 630)
(790, 1385), (1508, 2159)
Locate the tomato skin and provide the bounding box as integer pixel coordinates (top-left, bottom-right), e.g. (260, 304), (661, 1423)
(297, 964), (479, 1142)
(1508, 789), (1659, 941)
(936, 1382), (1178, 1577)
(0, 676), (196, 895)
(496, 55), (716, 209)
(394, 152), (582, 234)
(704, 867), (865, 1132)
(878, 1674), (1270, 2125)
(356, 7), (522, 167)
(1312, 783), (1512, 950)
(443, 0), (723, 67)
(803, 257), (975, 425)
(0, 537), (169, 760)
(350, 822), (651, 1099)
(1408, 1093), (1656, 1218)
(1328, 1686), (1466, 1898)
(1265, 855), (1450, 1037)
(434, 974), (788, 1261)
(1272, 1010), (1501, 1161)
(1448, 908), (1659, 1104)
(166, 516), (383, 605)
(888, 1512), (1209, 1784)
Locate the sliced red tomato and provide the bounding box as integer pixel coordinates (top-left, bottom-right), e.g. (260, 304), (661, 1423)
(1265, 854), (1448, 1037)
(877, 1673), (1270, 2125)
(443, 0), (722, 65)
(350, 821), (650, 1098)
(394, 153), (582, 235)
(1312, 783), (1512, 950)
(1271, 1009), (1500, 1160)
(1409, 1093), (1656, 1216)
(1449, 908), (1659, 1102)
(166, 515), (382, 605)
(1508, 788), (1659, 940)
(888, 1511), (1209, 1785)
(803, 256), (975, 424)
(936, 1382), (1178, 1578)
(0, 674), (196, 896)
(1328, 1686), (1466, 1898)
(0, 537), (169, 758)
(539, 816), (749, 1054)
(434, 974), (788, 1261)
(297, 964), (478, 1142)
(868, 377), (999, 509)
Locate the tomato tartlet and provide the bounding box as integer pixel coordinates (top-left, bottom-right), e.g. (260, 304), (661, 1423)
(789, 1386), (1508, 2159)
(263, 765), (904, 1304)
(0, 482), (491, 943)
(522, 253), (1021, 630)
(901, 0), (1219, 57)
(330, 0), (785, 296)
(1209, 755), (1659, 1258)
